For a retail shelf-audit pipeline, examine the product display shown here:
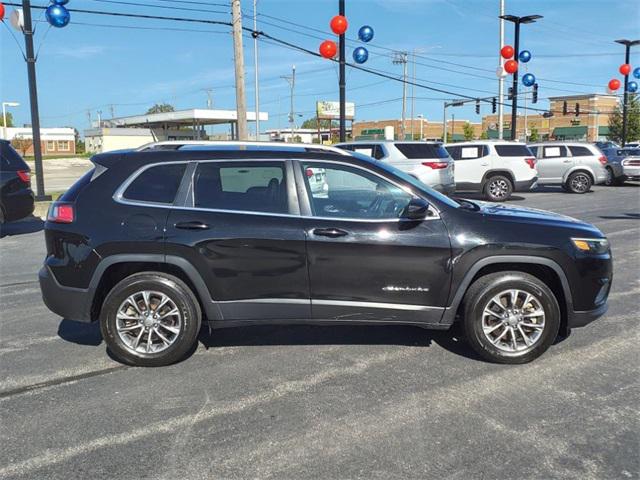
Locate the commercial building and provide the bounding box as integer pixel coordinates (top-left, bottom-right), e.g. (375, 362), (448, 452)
(85, 108), (268, 153)
(352, 118), (482, 142)
(264, 128), (337, 144)
(3, 127), (76, 156)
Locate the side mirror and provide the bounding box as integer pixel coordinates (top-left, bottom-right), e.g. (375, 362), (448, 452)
(401, 197), (432, 221)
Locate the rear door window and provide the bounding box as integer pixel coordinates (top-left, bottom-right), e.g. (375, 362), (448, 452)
(394, 143), (449, 159)
(458, 145), (485, 160)
(543, 146), (568, 158)
(193, 162), (288, 214)
(568, 146), (593, 157)
(0, 142), (29, 171)
(123, 163), (187, 204)
(494, 144), (534, 157)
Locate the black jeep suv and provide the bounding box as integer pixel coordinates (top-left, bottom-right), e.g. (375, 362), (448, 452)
(39, 143), (612, 366)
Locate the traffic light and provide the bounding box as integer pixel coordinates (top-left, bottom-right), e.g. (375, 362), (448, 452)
(508, 87), (513, 100)
(475, 99), (480, 114)
(532, 83), (538, 104)
(563, 101), (568, 115)
(492, 97), (497, 113)
(575, 103), (580, 117)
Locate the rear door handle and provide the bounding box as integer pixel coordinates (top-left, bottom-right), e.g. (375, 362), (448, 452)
(312, 228), (349, 238)
(175, 221), (210, 230)
(480, 162), (489, 166)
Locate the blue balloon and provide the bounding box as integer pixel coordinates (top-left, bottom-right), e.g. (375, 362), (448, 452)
(358, 25), (374, 43)
(52, 0), (69, 5)
(634, 67), (640, 79)
(628, 81), (639, 93)
(522, 73), (536, 87)
(353, 46), (369, 64)
(519, 50), (532, 63)
(45, 4), (70, 27)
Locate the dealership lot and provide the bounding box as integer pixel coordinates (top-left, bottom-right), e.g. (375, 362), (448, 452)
(1, 185), (639, 479)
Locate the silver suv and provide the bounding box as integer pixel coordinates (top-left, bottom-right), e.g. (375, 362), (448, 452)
(528, 142), (607, 193)
(335, 141), (455, 195)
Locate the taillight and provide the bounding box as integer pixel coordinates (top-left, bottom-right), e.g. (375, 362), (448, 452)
(47, 203), (75, 223)
(305, 168), (314, 177)
(524, 158), (536, 169)
(598, 155), (607, 166)
(17, 170), (31, 184)
(422, 161), (449, 169)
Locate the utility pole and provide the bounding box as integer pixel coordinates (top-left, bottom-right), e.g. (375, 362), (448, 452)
(231, 0), (248, 140)
(282, 66), (296, 142)
(109, 104), (115, 119)
(615, 39), (640, 146)
(21, 0), (48, 199)
(253, 0), (260, 140)
(203, 89), (214, 108)
(338, 0), (346, 142)
(97, 110), (102, 127)
(500, 14), (542, 141)
(411, 50), (416, 140)
(393, 51), (408, 140)
(498, 0), (505, 140)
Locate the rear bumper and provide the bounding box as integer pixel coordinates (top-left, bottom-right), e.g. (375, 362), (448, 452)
(2, 189), (34, 222)
(39, 265), (93, 322)
(567, 302), (608, 328)
(514, 176), (538, 191)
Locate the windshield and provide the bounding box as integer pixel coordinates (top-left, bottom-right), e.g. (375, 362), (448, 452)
(348, 152), (461, 208)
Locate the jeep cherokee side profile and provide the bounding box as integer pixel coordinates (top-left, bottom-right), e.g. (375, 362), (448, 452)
(39, 143), (612, 366)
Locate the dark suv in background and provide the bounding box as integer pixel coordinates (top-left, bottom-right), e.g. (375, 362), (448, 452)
(0, 140), (34, 224)
(39, 143), (612, 367)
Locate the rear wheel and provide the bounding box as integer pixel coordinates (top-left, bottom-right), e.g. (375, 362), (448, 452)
(100, 272), (201, 367)
(483, 175), (513, 202)
(461, 272), (560, 364)
(566, 171), (592, 193)
(605, 167), (623, 186)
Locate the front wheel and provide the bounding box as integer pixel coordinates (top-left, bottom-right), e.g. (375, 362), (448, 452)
(483, 175), (513, 202)
(461, 272), (560, 364)
(566, 171), (592, 193)
(100, 272), (202, 367)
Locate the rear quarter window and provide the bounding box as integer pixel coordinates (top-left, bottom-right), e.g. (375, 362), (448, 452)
(123, 163), (187, 204)
(394, 143), (449, 159)
(568, 146), (593, 157)
(494, 145), (533, 157)
(0, 142), (29, 171)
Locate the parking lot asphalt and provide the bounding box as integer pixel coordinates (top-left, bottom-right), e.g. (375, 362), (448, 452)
(1, 184), (639, 480)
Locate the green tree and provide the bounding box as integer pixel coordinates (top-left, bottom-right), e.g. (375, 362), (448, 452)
(463, 122), (475, 141)
(480, 130), (489, 140)
(146, 103), (175, 114)
(0, 112), (14, 127)
(529, 126), (539, 142)
(300, 117), (332, 130)
(608, 93), (640, 144)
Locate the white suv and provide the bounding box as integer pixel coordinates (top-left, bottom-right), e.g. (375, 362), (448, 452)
(445, 141), (538, 201)
(335, 141), (456, 195)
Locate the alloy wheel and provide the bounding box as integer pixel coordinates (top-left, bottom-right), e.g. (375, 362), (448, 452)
(481, 289), (546, 354)
(115, 290), (182, 354)
(570, 173), (590, 193)
(488, 179), (509, 199)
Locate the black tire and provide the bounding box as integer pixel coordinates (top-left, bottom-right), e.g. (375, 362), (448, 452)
(100, 272), (202, 367)
(605, 167), (624, 186)
(565, 171), (592, 194)
(483, 175), (513, 202)
(461, 271), (560, 364)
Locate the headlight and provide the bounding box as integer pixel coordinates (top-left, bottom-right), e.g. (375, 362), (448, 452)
(571, 237), (609, 254)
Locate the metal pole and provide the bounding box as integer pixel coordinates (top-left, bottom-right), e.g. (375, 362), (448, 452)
(290, 65), (296, 141)
(621, 44), (631, 147)
(21, 0), (47, 199)
(231, 0), (248, 141)
(442, 102), (447, 142)
(253, 0), (260, 140)
(510, 19), (520, 141)
(411, 50), (416, 140)
(338, 0), (346, 142)
(451, 113), (455, 141)
(523, 90), (528, 142)
(401, 55), (407, 140)
(2, 104), (7, 140)
(498, 0), (505, 140)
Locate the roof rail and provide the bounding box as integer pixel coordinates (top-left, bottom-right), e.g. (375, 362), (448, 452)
(135, 140), (350, 155)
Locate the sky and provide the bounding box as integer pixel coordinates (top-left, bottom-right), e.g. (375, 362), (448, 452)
(1, 0), (639, 136)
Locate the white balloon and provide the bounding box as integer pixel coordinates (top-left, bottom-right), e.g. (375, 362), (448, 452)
(10, 8), (24, 32)
(496, 66), (507, 79)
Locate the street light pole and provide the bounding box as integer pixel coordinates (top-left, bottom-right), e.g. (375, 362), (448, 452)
(500, 14), (542, 141)
(498, 0), (505, 140)
(338, 0), (346, 142)
(253, 0), (260, 140)
(615, 39), (640, 146)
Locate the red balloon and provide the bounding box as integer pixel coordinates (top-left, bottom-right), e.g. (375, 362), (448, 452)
(330, 15), (348, 35)
(619, 64), (631, 76)
(608, 78), (621, 91)
(501, 45), (514, 59)
(0, 3), (5, 21)
(504, 59), (518, 74)
(319, 40), (337, 59)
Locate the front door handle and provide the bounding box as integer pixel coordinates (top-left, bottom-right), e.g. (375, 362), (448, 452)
(480, 162), (489, 166)
(563, 159), (572, 163)
(312, 227), (349, 238)
(175, 221), (210, 230)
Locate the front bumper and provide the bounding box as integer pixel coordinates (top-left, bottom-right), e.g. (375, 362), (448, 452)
(39, 265), (93, 322)
(567, 302), (608, 328)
